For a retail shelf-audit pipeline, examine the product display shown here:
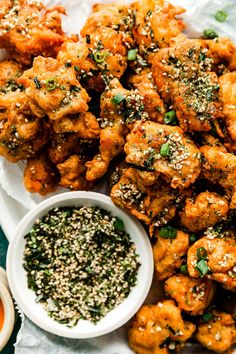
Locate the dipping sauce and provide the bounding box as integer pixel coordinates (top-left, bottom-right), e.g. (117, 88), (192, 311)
(0, 298), (4, 330)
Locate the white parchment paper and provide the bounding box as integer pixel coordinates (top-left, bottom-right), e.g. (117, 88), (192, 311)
(0, 0), (235, 353)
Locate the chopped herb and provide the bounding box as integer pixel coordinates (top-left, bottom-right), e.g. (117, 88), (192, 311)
(94, 51), (107, 63)
(199, 53), (206, 62)
(70, 85), (80, 92)
(202, 312), (214, 322)
(64, 62), (71, 68)
(197, 247), (208, 260)
(111, 93), (125, 105)
(159, 226), (177, 239)
(164, 111), (177, 125)
(180, 264), (188, 274)
(215, 10), (227, 22)
(160, 143), (170, 157)
(127, 49), (137, 61)
(74, 65), (79, 72)
(33, 77), (41, 89)
(45, 78), (58, 91)
(189, 234), (197, 243)
(114, 217), (125, 231)
(203, 29), (218, 39)
(195, 259), (209, 277)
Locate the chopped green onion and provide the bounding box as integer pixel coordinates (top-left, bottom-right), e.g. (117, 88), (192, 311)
(70, 85), (80, 92)
(199, 53), (206, 62)
(215, 10), (227, 22)
(195, 259), (209, 277)
(114, 218), (125, 231)
(160, 143), (170, 157)
(203, 29), (218, 39)
(189, 234), (197, 243)
(197, 247), (208, 260)
(164, 110), (177, 125)
(74, 65), (79, 72)
(94, 51), (107, 63)
(111, 93), (125, 105)
(46, 78), (58, 91)
(180, 264), (188, 274)
(202, 312), (214, 322)
(128, 49), (137, 61)
(159, 226), (177, 239)
(33, 77), (41, 89)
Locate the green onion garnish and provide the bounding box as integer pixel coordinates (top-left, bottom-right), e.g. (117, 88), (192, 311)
(215, 10), (227, 22)
(180, 264), (188, 274)
(111, 93), (125, 105)
(33, 77), (41, 89)
(202, 312), (214, 322)
(197, 247), (208, 260)
(94, 51), (107, 63)
(164, 110), (177, 125)
(160, 143), (170, 157)
(195, 259), (209, 277)
(199, 53), (206, 62)
(203, 29), (219, 39)
(128, 49), (137, 61)
(159, 226), (177, 239)
(189, 234), (197, 243)
(46, 78), (58, 91)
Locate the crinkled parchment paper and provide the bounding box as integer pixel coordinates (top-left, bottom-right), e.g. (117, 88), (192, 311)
(0, 0), (235, 353)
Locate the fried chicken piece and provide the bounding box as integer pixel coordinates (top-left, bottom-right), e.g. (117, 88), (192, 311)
(111, 168), (177, 230)
(151, 37), (223, 132)
(196, 310), (236, 353)
(128, 68), (165, 123)
(124, 121), (201, 189)
(187, 233), (236, 290)
(153, 230), (189, 280)
(24, 153), (58, 195)
(128, 299), (196, 354)
(58, 26), (131, 92)
(81, 3), (132, 36)
(131, 0), (185, 54)
(18, 56), (90, 121)
(52, 112), (100, 137)
(0, 91), (48, 162)
(57, 155), (90, 191)
(165, 275), (215, 316)
(200, 145), (236, 209)
(179, 192), (229, 233)
(206, 37), (236, 66)
(219, 72), (236, 142)
(0, 0), (66, 65)
(0, 59), (23, 92)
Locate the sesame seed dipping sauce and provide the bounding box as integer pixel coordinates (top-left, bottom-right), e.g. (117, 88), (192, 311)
(23, 206), (140, 327)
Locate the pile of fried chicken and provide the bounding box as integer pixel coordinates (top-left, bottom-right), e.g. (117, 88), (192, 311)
(0, 0), (236, 353)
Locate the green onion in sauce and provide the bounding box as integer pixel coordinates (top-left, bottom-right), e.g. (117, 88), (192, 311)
(23, 206), (140, 326)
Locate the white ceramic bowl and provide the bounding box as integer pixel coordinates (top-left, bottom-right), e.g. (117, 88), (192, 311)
(0, 283), (15, 352)
(7, 191), (154, 339)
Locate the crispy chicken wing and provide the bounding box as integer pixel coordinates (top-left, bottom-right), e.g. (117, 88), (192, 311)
(179, 192), (229, 233)
(131, 0), (185, 54)
(0, 0), (66, 65)
(153, 230), (189, 280)
(165, 274), (215, 315)
(187, 233), (236, 290)
(57, 155), (91, 190)
(18, 56), (90, 122)
(24, 153), (58, 195)
(128, 300), (196, 354)
(111, 168), (177, 230)
(219, 72), (236, 142)
(196, 310), (236, 353)
(124, 121), (201, 189)
(206, 37), (236, 66)
(151, 37), (223, 132)
(200, 145), (236, 209)
(0, 91), (48, 162)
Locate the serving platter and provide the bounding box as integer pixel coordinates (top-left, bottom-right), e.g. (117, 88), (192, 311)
(0, 0), (235, 353)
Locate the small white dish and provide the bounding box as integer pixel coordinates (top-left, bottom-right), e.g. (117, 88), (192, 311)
(0, 283), (15, 352)
(7, 191), (154, 339)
